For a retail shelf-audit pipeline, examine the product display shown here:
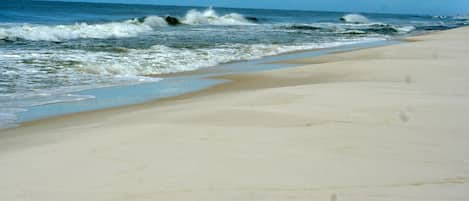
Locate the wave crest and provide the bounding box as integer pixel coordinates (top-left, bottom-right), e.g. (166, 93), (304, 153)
(340, 14), (369, 24)
(182, 7), (255, 25)
(0, 8), (255, 42)
(0, 16), (167, 42)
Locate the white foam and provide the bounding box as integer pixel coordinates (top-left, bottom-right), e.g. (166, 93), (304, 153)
(69, 38), (384, 76)
(433, 15), (448, 19)
(0, 16), (167, 41)
(0, 7), (257, 42)
(138, 16), (168, 27)
(0, 29), (7, 40)
(341, 14), (370, 24)
(182, 7), (255, 26)
(396, 25), (416, 33)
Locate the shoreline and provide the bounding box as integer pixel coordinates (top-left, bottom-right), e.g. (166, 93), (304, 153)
(5, 38), (395, 130)
(1, 27), (468, 201)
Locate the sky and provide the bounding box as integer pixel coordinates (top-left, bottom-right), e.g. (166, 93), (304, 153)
(49, 0), (469, 15)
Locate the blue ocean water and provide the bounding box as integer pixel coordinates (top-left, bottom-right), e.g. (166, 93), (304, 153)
(0, 0), (467, 127)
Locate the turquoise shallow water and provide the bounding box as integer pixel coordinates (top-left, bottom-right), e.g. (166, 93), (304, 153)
(18, 76), (225, 123)
(0, 0), (467, 127)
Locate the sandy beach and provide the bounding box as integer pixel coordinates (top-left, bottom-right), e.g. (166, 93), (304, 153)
(1, 27), (468, 201)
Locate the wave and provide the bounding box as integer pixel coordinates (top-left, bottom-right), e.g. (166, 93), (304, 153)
(340, 14), (370, 24)
(363, 24), (415, 34)
(71, 40), (382, 76)
(181, 7), (256, 25)
(416, 25), (451, 31)
(454, 15), (469, 20)
(453, 15), (469, 25)
(433, 15), (448, 19)
(284, 23), (415, 35)
(285, 25), (324, 31)
(1, 39), (380, 79)
(0, 8), (255, 42)
(0, 16), (167, 41)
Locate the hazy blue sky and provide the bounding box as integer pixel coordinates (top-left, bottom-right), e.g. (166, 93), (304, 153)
(51, 0), (469, 15)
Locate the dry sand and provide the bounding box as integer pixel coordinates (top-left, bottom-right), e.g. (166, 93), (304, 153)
(0, 27), (468, 201)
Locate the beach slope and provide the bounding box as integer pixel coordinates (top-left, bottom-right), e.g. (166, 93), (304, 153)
(1, 27), (469, 201)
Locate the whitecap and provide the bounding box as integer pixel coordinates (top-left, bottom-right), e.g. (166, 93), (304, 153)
(0, 7), (257, 42)
(340, 14), (370, 24)
(182, 7), (256, 26)
(0, 16), (167, 42)
(396, 25), (416, 33)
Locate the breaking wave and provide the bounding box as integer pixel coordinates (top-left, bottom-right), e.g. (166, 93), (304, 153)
(181, 7), (255, 25)
(0, 16), (167, 41)
(0, 7), (255, 42)
(340, 14), (370, 24)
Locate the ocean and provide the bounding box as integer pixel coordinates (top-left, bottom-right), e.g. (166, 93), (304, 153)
(0, 0), (467, 128)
